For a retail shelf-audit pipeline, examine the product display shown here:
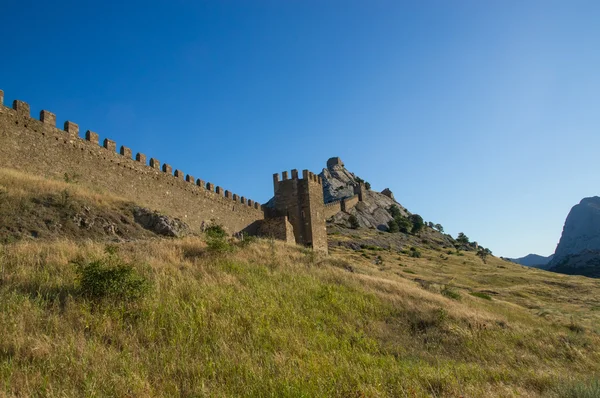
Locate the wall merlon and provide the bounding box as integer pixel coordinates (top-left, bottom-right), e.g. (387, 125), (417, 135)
(302, 169), (309, 179)
(248, 199), (253, 207)
(85, 130), (99, 145)
(12, 100), (30, 117)
(120, 146), (132, 159)
(225, 190), (233, 199)
(233, 194), (239, 202)
(291, 169), (298, 179)
(282, 171), (289, 181)
(174, 170), (184, 179)
(196, 179), (205, 188)
(254, 202), (260, 209)
(40, 110), (56, 126)
(241, 196), (246, 204)
(150, 158), (160, 169)
(64, 121), (79, 136)
(206, 182), (215, 192)
(103, 138), (116, 152)
(185, 174), (194, 183)
(216, 186), (224, 196)
(0, 90), (3, 106)
(162, 163), (172, 174)
(136, 153), (146, 164)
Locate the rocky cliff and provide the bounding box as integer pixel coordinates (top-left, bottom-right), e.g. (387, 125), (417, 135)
(548, 196), (600, 276)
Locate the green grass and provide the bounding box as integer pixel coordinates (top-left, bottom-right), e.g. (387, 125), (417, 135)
(470, 291), (493, 301)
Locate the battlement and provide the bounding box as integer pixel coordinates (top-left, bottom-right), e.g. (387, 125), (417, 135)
(0, 90), (265, 234)
(0, 91), (262, 213)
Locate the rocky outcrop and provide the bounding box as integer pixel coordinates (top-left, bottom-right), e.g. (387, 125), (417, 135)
(133, 207), (189, 237)
(320, 157), (409, 230)
(548, 196), (600, 275)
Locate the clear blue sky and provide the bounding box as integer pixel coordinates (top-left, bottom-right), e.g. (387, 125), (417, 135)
(2, 1), (599, 258)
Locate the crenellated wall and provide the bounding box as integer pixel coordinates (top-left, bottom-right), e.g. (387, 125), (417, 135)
(341, 194), (359, 212)
(0, 91), (264, 234)
(324, 200), (342, 219)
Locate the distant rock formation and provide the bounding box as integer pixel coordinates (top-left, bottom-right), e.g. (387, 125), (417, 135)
(547, 196), (600, 277)
(507, 253), (554, 269)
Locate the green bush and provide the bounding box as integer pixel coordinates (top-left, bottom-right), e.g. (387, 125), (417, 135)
(75, 257), (150, 302)
(409, 214), (424, 234)
(409, 247), (421, 258)
(387, 219), (399, 233)
(204, 223), (232, 254)
(205, 224), (227, 239)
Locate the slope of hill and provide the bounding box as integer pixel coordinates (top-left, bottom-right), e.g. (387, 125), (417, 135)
(0, 169), (600, 397)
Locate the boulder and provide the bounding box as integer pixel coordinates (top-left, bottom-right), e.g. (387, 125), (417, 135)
(133, 207), (189, 237)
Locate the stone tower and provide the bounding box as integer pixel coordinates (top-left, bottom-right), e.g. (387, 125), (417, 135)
(272, 169), (328, 253)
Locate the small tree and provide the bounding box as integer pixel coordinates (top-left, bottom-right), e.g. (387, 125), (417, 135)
(456, 232), (469, 244)
(397, 216), (412, 233)
(388, 205), (401, 219)
(365, 182), (371, 190)
(477, 247), (492, 264)
(409, 214), (424, 234)
(348, 214), (360, 229)
(387, 219), (399, 233)
(427, 221), (434, 228)
(434, 223), (444, 233)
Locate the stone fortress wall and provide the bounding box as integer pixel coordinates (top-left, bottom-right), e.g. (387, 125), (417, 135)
(0, 90), (368, 253)
(0, 90), (266, 235)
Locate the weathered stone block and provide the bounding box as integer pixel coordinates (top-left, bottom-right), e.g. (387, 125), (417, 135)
(64, 121), (79, 136)
(12, 100), (30, 117)
(149, 158), (160, 169)
(103, 138), (116, 152)
(85, 130), (99, 144)
(40, 110), (56, 126)
(120, 146), (132, 158)
(136, 153), (146, 164)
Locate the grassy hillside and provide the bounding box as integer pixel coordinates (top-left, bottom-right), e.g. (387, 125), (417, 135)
(1, 170), (600, 397)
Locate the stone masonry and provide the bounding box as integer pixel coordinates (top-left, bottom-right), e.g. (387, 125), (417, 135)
(0, 90), (332, 252)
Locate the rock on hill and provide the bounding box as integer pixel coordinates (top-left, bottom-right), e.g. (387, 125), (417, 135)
(320, 157), (409, 230)
(548, 196), (600, 277)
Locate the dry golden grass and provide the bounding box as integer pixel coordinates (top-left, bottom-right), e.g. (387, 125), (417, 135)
(0, 169), (599, 397)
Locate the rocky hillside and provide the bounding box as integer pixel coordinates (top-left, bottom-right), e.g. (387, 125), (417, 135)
(548, 196), (600, 277)
(319, 157), (458, 252)
(320, 157), (409, 230)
